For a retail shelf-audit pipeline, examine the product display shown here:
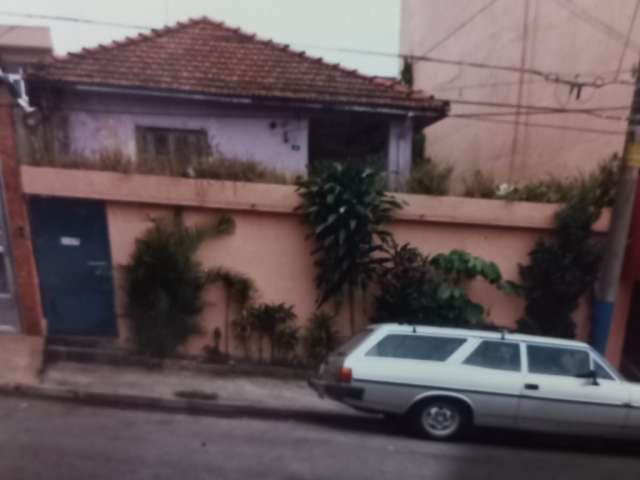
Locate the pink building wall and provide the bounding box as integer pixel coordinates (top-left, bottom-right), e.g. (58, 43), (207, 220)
(22, 166), (629, 364)
(400, 0), (635, 192)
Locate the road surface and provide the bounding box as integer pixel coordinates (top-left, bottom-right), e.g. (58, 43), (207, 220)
(1, 396), (640, 479)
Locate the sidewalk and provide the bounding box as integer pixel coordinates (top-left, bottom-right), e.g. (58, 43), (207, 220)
(0, 361), (358, 421)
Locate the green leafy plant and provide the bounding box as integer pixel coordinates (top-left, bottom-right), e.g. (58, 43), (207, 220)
(242, 302), (298, 363)
(303, 311), (339, 367)
(517, 193), (605, 338)
(124, 213), (235, 358)
(208, 268), (257, 354)
(373, 242), (519, 328)
(407, 157), (453, 196)
(296, 162), (402, 334)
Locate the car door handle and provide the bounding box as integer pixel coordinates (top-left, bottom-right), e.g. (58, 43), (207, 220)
(524, 383), (539, 390)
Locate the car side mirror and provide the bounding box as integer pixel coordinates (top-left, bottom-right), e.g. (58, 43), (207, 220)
(577, 369), (600, 386)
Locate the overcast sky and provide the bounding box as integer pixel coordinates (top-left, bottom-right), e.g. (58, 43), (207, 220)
(0, 0), (401, 77)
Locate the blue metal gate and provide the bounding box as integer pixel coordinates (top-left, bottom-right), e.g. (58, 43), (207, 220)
(29, 197), (117, 336)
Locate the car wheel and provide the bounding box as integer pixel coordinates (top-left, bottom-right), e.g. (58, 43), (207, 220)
(413, 398), (469, 440)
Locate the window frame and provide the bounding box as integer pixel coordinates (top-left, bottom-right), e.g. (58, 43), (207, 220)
(135, 126), (210, 166)
(524, 343), (593, 378)
(365, 332), (468, 363)
(461, 339), (523, 373)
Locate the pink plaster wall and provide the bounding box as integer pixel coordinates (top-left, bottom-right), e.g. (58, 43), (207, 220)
(0, 334), (44, 385)
(22, 166), (627, 363)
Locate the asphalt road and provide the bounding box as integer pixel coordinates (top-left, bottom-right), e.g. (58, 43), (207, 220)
(2, 396), (640, 480)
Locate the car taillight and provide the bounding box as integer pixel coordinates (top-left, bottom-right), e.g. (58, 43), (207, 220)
(337, 367), (352, 383)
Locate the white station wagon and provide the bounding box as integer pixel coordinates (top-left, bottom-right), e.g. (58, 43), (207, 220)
(309, 323), (640, 440)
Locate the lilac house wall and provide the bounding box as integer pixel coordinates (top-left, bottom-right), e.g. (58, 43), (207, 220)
(62, 92), (310, 175)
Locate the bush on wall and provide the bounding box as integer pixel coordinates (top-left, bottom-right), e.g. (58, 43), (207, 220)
(296, 162), (401, 334)
(517, 192), (605, 338)
(239, 302), (298, 363)
(124, 212), (235, 357)
(373, 242), (519, 328)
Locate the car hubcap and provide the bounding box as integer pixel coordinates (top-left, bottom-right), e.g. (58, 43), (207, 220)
(422, 404), (459, 436)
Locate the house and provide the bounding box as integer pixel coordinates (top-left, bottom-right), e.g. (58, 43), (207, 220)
(25, 17), (448, 189)
(400, 0), (635, 190)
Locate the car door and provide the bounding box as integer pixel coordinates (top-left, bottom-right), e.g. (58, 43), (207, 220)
(518, 343), (629, 435)
(456, 339), (524, 428)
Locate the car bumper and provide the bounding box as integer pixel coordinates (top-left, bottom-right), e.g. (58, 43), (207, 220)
(308, 377), (365, 401)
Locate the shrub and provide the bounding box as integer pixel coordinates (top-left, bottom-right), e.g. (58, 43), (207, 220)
(517, 193), (604, 338)
(273, 324), (300, 364)
(202, 327), (227, 364)
(462, 155), (621, 205)
(303, 311), (339, 366)
(373, 242), (519, 328)
(463, 170), (498, 199)
(407, 157), (453, 195)
(28, 148), (292, 184)
(208, 268), (257, 354)
(243, 302), (298, 363)
(124, 213), (234, 357)
(296, 162), (401, 334)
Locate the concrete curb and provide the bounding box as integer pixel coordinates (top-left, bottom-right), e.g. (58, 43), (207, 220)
(0, 383), (354, 422)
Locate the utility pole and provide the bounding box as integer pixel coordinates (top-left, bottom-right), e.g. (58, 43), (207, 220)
(590, 64), (640, 354)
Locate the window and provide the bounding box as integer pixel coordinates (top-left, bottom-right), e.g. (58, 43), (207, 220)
(527, 345), (590, 377)
(366, 334), (466, 362)
(136, 127), (209, 166)
(594, 359), (615, 380)
(463, 341), (521, 372)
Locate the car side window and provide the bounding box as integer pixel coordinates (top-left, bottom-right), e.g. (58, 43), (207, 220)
(366, 334), (466, 362)
(527, 345), (590, 377)
(594, 359), (615, 380)
(463, 341), (521, 372)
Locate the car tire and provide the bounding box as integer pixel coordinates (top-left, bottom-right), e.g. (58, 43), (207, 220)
(412, 398), (470, 440)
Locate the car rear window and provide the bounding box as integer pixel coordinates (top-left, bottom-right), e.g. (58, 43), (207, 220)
(463, 340), (521, 372)
(366, 334), (466, 362)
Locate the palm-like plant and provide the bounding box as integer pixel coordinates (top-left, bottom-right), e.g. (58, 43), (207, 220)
(296, 163), (401, 334)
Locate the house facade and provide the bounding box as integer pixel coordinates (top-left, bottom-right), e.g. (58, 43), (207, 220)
(26, 17), (448, 189)
(400, 0), (636, 191)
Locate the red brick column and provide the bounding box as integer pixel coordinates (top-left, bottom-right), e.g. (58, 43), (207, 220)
(0, 86), (44, 336)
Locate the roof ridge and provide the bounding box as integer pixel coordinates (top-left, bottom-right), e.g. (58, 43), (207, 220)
(191, 17), (412, 95)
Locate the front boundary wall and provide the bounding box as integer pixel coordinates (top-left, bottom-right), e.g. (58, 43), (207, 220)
(21, 166), (632, 365)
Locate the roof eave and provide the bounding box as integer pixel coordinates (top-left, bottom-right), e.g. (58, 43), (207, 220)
(27, 78), (449, 122)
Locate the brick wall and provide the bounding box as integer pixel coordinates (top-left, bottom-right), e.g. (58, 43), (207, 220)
(0, 86), (44, 335)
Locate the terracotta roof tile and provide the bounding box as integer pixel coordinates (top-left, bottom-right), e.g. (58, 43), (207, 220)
(29, 17), (447, 114)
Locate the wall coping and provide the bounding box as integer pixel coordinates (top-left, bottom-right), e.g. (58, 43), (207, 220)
(20, 166), (610, 232)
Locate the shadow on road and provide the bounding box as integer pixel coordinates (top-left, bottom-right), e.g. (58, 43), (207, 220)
(296, 411), (640, 457)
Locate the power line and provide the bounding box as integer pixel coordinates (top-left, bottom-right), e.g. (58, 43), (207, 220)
(448, 99), (630, 113)
(615, 0), (640, 80)
(0, 10), (153, 30)
(1, 9), (635, 90)
(452, 116), (625, 136)
(553, 0), (640, 53)
(421, 0), (498, 55)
